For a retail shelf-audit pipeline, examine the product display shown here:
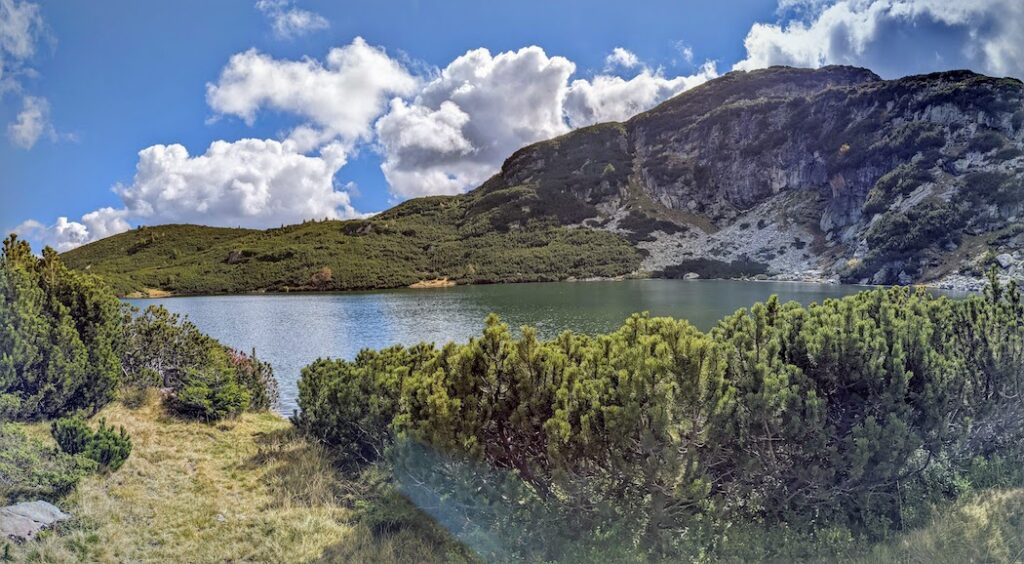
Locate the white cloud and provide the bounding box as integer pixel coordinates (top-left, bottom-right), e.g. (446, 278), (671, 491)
(375, 45), (716, 198)
(677, 43), (695, 63)
(255, 0), (329, 40)
(115, 138), (356, 228)
(15, 138), (356, 250)
(1, 0), (65, 150)
(0, 0), (43, 68)
(375, 46), (576, 198)
(605, 47), (640, 70)
(6, 94), (63, 148)
(734, 0), (1024, 79)
(206, 37), (418, 143)
(12, 208), (129, 252)
(565, 60), (719, 128)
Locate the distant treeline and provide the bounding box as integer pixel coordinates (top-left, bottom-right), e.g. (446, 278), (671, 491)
(295, 273), (1024, 560)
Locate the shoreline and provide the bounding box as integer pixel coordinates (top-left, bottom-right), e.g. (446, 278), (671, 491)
(117, 271), (988, 300)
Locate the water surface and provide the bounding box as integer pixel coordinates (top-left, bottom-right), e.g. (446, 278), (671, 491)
(128, 279), (876, 414)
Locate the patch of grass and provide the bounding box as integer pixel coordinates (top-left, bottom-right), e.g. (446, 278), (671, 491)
(851, 488), (1024, 564)
(6, 393), (472, 563)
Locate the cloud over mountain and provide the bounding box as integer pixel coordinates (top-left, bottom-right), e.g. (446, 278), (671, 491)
(735, 0), (1024, 79)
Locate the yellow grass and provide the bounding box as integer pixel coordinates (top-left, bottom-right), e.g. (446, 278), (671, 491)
(851, 488), (1024, 564)
(5, 393), (1022, 562)
(408, 278), (456, 289)
(8, 392), (472, 563)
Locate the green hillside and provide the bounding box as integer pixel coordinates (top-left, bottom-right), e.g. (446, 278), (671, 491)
(61, 189), (642, 296)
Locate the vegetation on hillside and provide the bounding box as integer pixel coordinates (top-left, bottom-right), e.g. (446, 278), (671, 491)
(295, 274), (1024, 561)
(4, 396), (473, 563)
(59, 188), (642, 296)
(0, 236), (279, 528)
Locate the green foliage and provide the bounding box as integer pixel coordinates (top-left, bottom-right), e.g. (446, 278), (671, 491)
(0, 235), (124, 419)
(82, 419), (133, 471)
(297, 281), (1024, 560)
(658, 257), (769, 278)
(51, 416), (133, 472)
(50, 416), (93, 455)
(121, 304), (278, 420)
(61, 196), (641, 296)
(0, 423), (92, 503)
(167, 366), (251, 421)
(294, 345), (432, 467)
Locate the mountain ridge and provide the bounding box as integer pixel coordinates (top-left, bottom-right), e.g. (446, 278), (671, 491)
(62, 65), (1024, 295)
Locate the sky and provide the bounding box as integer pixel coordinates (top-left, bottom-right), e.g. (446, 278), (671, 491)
(2, 0), (1023, 251)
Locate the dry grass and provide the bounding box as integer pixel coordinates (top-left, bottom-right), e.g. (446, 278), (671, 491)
(5, 393), (1022, 562)
(6, 391), (471, 563)
(851, 488), (1024, 564)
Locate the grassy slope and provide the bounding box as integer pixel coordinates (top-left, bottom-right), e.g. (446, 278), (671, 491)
(6, 396), (1021, 563)
(61, 198), (641, 297)
(7, 394), (472, 563)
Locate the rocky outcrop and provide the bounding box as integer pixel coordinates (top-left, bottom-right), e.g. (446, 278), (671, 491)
(480, 65), (1024, 287)
(0, 501), (70, 541)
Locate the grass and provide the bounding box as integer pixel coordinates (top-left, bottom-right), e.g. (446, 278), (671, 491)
(2, 392), (1021, 562)
(852, 488), (1024, 563)
(4, 392), (472, 563)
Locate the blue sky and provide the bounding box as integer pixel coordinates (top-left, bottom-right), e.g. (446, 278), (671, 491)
(2, 0), (1022, 250)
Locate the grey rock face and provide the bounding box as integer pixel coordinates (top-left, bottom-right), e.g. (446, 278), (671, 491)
(0, 501), (71, 542)
(486, 66), (1024, 287)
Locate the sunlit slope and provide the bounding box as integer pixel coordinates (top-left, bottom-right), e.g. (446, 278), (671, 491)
(61, 194), (641, 296)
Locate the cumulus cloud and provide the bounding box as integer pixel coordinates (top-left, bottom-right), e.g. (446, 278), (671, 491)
(605, 47), (640, 70)
(375, 46), (716, 198)
(206, 37), (418, 144)
(114, 138), (356, 228)
(15, 138), (356, 250)
(375, 46), (575, 198)
(255, 0), (329, 40)
(565, 60), (719, 127)
(734, 0), (1024, 79)
(13, 208), (129, 252)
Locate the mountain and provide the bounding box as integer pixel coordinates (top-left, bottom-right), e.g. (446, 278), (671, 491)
(63, 65), (1024, 295)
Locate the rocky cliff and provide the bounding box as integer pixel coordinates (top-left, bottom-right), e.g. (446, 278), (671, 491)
(474, 65), (1024, 289)
(65, 66), (1024, 294)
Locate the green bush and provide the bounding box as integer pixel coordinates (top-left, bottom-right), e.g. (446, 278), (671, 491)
(51, 416), (133, 472)
(0, 235), (124, 419)
(122, 305), (278, 420)
(297, 280), (1024, 560)
(0, 423), (92, 503)
(83, 419), (133, 471)
(51, 416), (93, 455)
(168, 367), (251, 421)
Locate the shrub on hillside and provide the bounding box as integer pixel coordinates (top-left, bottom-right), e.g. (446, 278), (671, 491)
(122, 304), (278, 420)
(51, 416), (93, 455)
(83, 419), (133, 471)
(51, 416), (133, 472)
(167, 367), (251, 421)
(1, 423), (92, 503)
(296, 281), (1024, 560)
(0, 235), (124, 419)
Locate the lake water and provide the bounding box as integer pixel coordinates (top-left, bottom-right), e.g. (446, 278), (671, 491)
(127, 279), (875, 415)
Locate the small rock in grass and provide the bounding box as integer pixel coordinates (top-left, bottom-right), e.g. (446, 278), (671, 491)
(0, 501), (71, 542)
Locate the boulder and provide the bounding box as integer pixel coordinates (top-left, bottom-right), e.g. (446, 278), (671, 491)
(0, 501), (71, 542)
(996, 253), (1015, 269)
